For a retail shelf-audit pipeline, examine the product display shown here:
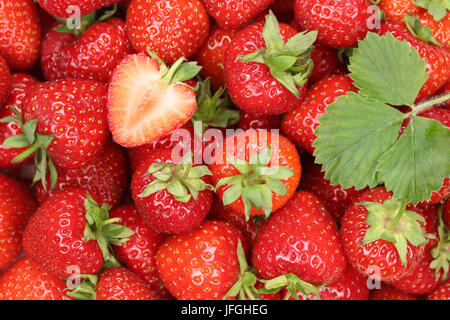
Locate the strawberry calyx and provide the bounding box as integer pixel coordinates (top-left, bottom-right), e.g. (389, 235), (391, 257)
(430, 202), (450, 278)
(216, 146), (294, 221)
(223, 241), (263, 300)
(0, 105), (57, 191)
(359, 199), (434, 265)
(260, 273), (326, 300)
(191, 78), (240, 133)
(413, 0), (449, 22)
(238, 11), (317, 98)
(138, 153), (213, 203)
(404, 14), (442, 46)
(64, 274), (98, 300)
(83, 193), (135, 266)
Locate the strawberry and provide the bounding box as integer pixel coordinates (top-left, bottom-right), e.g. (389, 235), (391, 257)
(378, 19), (450, 102)
(299, 155), (366, 223)
(0, 0), (41, 70)
(209, 129), (301, 220)
(110, 205), (170, 297)
(309, 44), (346, 84)
(282, 75), (357, 154)
(378, 0), (450, 48)
(439, 80), (450, 109)
(427, 279), (450, 300)
(225, 12), (317, 115)
(41, 18), (133, 83)
(33, 141), (128, 208)
(444, 198), (450, 229)
(195, 24), (239, 91)
(0, 257), (66, 300)
(156, 220), (244, 300)
(0, 56), (10, 105)
(294, 0), (373, 48)
(236, 111), (282, 131)
(370, 284), (419, 300)
(270, 0), (295, 23)
(22, 188), (134, 278)
(38, 0), (122, 18)
(131, 147), (213, 234)
(252, 191), (346, 287)
(0, 173), (37, 270)
(341, 186), (430, 282)
(126, 0), (209, 65)
(203, 0), (274, 29)
(107, 52), (201, 148)
(0, 73), (38, 168)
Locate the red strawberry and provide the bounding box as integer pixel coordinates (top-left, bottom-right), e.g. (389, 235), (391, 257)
(0, 173), (37, 270)
(0, 56), (10, 104)
(428, 279), (450, 300)
(0, 257), (66, 300)
(299, 155), (366, 223)
(41, 18), (133, 83)
(341, 186), (430, 282)
(209, 129), (301, 219)
(38, 0), (121, 18)
(439, 80), (450, 109)
(126, 0), (209, 65)
(131, 147), (213, 234)
(110, 205), (170, 297)
(282, 75), (357, 154)
(0, 0), (41, 70)
(294, 0), (373, 48)
(252, 191), (346, 286)
(0, 73), (38, 168)
(370, 284), (418, 300)
(33, 141), (128, 208)
(378, 19), (450, 102)
(236, 111), (282, 131)
(203, 0), (274, 29)
(22, 188), (134, 278)
(196, 24), (238, 91)
(96, 267), (160, 300)
(270, 0), (295, 23)
(444, 198), (450, 229)
(309, 44), (346, 84)
(225, 13), (317, 115)
(107, 53), (200, 148)
(156, 220), (244, 300)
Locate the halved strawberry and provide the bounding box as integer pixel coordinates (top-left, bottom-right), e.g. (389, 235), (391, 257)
(107, 52), (201, 148)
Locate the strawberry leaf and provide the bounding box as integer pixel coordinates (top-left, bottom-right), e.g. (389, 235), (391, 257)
(349, 32), (428, 106)
(414, 0), (450, 21)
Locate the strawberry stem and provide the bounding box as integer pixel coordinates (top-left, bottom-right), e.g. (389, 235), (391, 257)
(406, 93), (450, 117)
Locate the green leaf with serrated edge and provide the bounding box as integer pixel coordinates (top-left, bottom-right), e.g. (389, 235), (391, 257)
(349, 33), (428, 106)
(377, 116), (450, 205)
(223, 184), (243, 206)
(313, 92), (404, 190)
(414, 0), (450, 21)
(2, 134), (30, 148)
(262, 11), (284, 51)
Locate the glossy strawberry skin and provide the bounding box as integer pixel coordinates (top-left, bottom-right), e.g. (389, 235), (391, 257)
(126, 0), (209, 65)
(378, 20), (450, 102)
(0, 257), (66, 300)
(209, 130), (301, 217)
(22, 188), (104, 278)
(309, 44), (346, 84)
(0, 0), (41, 70)
(0, 56), (10, 104)
(294, 0), (372, 48)
(34, 141), (128, 208)
(156, 220), (243, 300)
(96, 267), (160, 300)
(427, 279), (450, 300)
(236, 111), (282, 131)
(0, 73), (38, 168)
(299, 155), (366, 224)
(38, 0), (121, 18)
(225, 22), (307, 115)
(0, 173), (38, 270)
(370, 284), (418, 300)
(341, 186), (428, 282)
(282, 75), (357, 154)
(22, 79), (109, 169)
(110, 205), (170, 297)
(196, 25), (238, 91)
(41, 19), (133, 83)
(252, 191), (347, 285)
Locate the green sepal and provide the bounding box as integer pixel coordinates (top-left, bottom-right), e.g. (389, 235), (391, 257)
(404, 14), (443, 46)
(239, 11), (317, 98)
(430, 202), (450, 279)
(54, 12), (96, 37)
(138, 153), (213, 203)
(414, 0), (450, 21)
(260, 274), (326, 300)
(216, 146), (294, 221)
(156, 53), (202, 86)
(64, 274), (98, 301)
(358, 199), (431, 265)
(82, 193), (134, 265)
(191, 78), (240, 133)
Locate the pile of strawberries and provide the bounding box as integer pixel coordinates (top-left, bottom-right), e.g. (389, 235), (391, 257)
(0, 0), (449, 301)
